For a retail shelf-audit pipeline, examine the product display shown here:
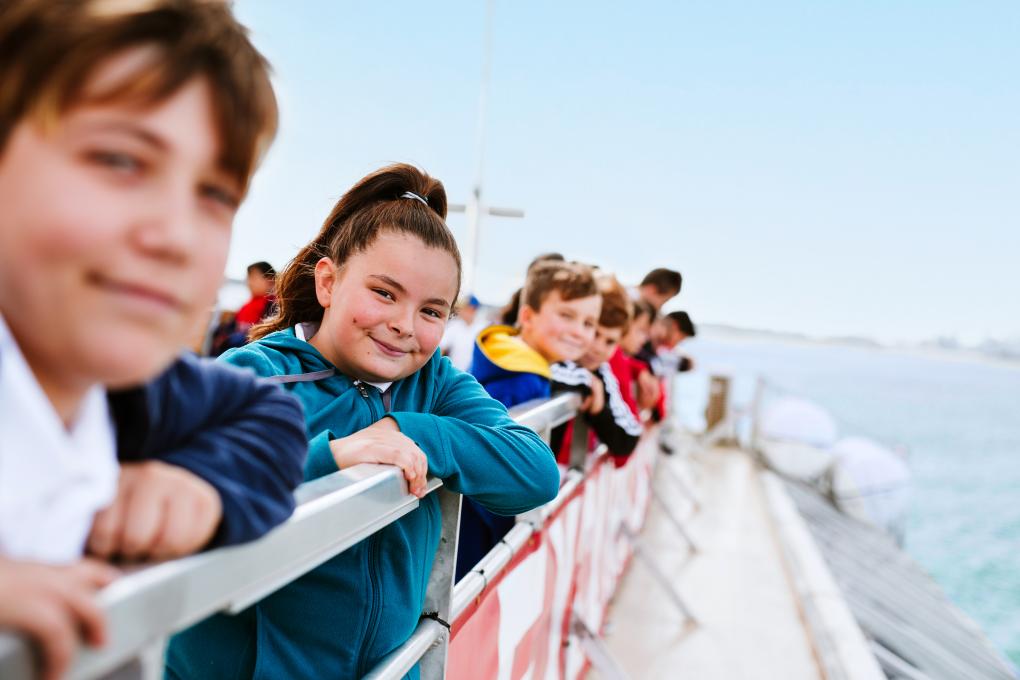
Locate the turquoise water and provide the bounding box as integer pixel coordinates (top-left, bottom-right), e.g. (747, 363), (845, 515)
(675, 334), (1020, 667)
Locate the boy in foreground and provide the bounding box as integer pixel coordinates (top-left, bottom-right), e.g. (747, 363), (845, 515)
(0, 2), (306, 677)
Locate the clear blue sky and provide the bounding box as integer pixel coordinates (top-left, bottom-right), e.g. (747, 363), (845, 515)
(229, 1), (1019, 345)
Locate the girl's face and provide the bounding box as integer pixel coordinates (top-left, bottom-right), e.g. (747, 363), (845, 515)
(0, 51), (240, 416)
(620, 313), (651, 355)
(310, 231), (458, 383)
(518, 290), (601, 364)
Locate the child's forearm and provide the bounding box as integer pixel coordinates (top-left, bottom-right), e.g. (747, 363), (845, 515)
(390, 410), (559, 515)
(388, 369), (561, 515)
(113, 354), (307, 547)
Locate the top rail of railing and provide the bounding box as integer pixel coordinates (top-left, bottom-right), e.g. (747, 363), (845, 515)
(0, 392), (584, 680)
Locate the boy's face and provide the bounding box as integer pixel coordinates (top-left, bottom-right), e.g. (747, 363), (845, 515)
(0, 54), (241, 394)
(639, 284), (675, 312)
(580, 324), (624, 370)
(312, 231), (458, 383)
(519, 290), (601, 364)
(652, 318), (682, 349)
(620, 314), (651, 355)
(247, 270), (272, 297)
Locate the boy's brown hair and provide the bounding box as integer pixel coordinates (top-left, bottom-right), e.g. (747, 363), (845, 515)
(640, 267), (682, 296)
(596, 274), (633, 330)
(0, 0), (277, 189)
(521, 260), (598, 314)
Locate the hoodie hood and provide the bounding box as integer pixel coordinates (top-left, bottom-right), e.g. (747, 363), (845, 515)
(471, 325), (551, 384)
(221, 328), (336, 383)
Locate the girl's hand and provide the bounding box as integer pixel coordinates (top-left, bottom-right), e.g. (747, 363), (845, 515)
(0, 557), (119, 680)
(330, 418), (429, 498)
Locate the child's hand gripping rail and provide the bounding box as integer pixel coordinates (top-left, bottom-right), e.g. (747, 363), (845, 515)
(0, 465), (442, 680)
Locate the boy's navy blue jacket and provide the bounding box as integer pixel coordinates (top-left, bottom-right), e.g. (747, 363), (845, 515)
(108, 352), (307, 547)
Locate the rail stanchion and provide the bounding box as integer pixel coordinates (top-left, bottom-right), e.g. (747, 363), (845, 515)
(568, 416), (591, 470)
(649, 484), (699, 554)
(418, 488), (462, 679)
(622, 526), (698, 628)
(365, 487), (462, 680)
(658, 458), (703, 512)
(571, 615), (631, 680)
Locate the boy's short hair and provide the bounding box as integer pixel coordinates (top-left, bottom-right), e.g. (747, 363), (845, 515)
(527, 252), (565, 272)
(596, 274), (632, 330)
(0, 0), (277, 189)
(665, 311), (696, 337)
(247, 261), (276, 278)
(521, 261), (597, 313)
(640, 268), (682, 295)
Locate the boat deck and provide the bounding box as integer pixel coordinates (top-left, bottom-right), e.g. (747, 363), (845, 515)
(596, 445), (823, 679)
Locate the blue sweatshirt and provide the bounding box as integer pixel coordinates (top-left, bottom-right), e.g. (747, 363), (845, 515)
(108, 352), (307, 547)
(469, 324), (551, 408)
(165, 328), (559, 680)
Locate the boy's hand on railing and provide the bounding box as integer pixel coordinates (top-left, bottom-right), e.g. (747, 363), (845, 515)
(87, 461), (222, 561)
(581, 379), (605, 416)
(329, 418), (429, 498)
(0, 557), (118, 680)
(637, 371), (660, 409)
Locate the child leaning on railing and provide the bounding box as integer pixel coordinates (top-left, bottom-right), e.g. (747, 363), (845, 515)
(166, 163), (560, 680)
(0, 3), (308, 678)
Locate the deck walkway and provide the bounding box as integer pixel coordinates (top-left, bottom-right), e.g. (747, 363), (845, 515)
(595, 445), (824, 679)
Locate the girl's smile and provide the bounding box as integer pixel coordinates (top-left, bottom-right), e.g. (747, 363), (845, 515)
(309, 231), (459, 383)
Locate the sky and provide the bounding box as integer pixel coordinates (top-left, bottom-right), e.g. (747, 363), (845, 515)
(229, 1), (1019, 345)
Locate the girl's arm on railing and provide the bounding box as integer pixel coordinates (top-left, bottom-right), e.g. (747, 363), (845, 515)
(388, 363), (561, 516)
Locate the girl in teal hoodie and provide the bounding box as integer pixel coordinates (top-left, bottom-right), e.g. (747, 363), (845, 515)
(166, 164), (560, 679)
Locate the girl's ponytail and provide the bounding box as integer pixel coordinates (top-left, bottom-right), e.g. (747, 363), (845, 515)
(250, 164), (460, 341)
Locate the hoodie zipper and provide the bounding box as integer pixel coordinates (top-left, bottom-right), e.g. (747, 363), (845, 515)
(353, 379), (392, 415)
(352, 378), (387, 677)
(358, 535), (383, 677)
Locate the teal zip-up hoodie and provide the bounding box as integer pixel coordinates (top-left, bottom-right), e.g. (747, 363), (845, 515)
(165, 328), (559, 680)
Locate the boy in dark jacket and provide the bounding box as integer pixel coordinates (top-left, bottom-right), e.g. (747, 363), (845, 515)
(0, 2), (305, 677)
(568, 275), (644, 464)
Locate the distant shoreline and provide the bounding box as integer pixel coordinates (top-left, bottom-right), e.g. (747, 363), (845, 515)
(700, 323), (1020, 370)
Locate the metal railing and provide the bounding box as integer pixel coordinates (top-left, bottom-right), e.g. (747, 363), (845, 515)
(0, 393), (584, 680)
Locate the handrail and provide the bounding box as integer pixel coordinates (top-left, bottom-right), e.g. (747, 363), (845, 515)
(507, 393), (581, 440)
(0, 393), (586, 680)
(0, 467), (439, 679)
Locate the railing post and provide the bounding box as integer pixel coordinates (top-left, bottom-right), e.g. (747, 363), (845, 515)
(418, 488), (462, 680)
(705, 375), (730, 433)
(568, 415), (590, 470)
(749, 376), (765, 453)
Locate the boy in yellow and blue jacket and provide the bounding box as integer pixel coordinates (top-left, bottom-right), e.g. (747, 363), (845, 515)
(458, 261), (602, 578)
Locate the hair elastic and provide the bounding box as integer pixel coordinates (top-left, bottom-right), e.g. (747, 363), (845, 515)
(400, 191), (428, 206)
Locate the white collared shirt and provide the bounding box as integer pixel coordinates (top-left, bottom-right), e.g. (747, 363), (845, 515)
(0, 314), (119, 563)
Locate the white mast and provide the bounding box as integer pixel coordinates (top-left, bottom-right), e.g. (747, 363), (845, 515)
(450, 0), (523, 298)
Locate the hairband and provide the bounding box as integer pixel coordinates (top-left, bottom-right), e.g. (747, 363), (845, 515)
(400, 191), (428, 206)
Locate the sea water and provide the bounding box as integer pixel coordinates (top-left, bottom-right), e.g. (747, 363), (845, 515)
(673, 332), (1020, 666)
